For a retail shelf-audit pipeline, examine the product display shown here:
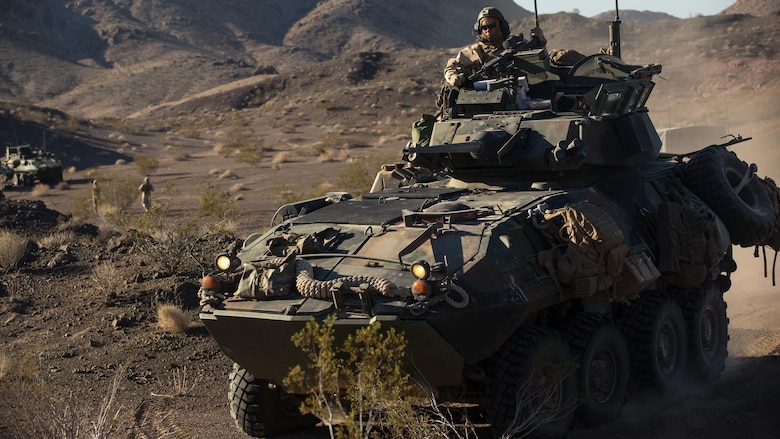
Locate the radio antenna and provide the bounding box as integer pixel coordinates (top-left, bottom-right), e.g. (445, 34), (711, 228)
(533, 0), (539, 28)
(609, 0), (622, 58)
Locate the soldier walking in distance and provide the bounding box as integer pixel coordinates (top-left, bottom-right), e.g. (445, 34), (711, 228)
(138, 176), (154, 212)
(91, 179), (100, 214)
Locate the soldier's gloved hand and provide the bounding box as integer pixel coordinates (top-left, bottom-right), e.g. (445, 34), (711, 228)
(530, 27), (547, 49)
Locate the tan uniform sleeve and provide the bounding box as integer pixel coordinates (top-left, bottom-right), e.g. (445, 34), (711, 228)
(443, 44), (484, 86)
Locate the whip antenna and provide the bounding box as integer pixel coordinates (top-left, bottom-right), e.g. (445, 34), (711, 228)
(533, 0), (539, 28)
(609, 0), (622, 58)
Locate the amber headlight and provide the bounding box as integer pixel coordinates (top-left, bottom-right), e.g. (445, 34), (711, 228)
(215, 253), (239, 272)
(410, 260), (431, 279)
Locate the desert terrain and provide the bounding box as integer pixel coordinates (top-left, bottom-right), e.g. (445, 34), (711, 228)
(1, 0), (779, 437)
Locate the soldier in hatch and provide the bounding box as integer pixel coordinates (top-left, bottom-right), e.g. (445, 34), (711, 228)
(443, 6), (547, 87)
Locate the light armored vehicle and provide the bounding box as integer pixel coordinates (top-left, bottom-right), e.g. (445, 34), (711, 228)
(198, 6), (780, 438)
(2, 144), (63, 186)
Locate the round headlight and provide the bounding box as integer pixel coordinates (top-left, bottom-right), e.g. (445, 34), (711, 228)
(410, 260), (430, 279)
(411, 280), (430, 296)
(201, 275), (219, 291)
(215, 253), (234, 271)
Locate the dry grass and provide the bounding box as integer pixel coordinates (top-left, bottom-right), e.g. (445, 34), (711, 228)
(272, 151), (290, 168)
(31, 183), (49, 197)
(151, 366), (201, 398)
(0, 230), (28, 272)
(37, 230), (76, 249)
(91, 262), (125, 303)
(228, 183), (246, 193)
(156, 304), (190, 333)
(0, 352), (9, 380)
(218, 169), (238, 180)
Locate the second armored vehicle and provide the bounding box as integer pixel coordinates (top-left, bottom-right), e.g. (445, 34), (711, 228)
(2, 144), (63, 186)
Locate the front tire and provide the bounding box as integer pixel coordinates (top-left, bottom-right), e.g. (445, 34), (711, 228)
(561, 313), (629, 426)
(619, 293), (688, 391)
(485, 327), (577, 438)
(229, 363), (318, 438)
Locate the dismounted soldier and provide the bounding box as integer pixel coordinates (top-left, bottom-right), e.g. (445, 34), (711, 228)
(138, 176), (154, 212)
(91, 179), (99, 213)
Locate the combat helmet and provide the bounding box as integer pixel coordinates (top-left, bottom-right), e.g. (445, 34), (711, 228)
(473, 7), (510, 39)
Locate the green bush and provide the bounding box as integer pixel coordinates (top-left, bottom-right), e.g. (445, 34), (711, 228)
(198, 181), (240, 224)
(336, 156), (389, 196)
(134, 155), (159, 177)
(284, 316), (469, 438)
(91, 172), (139, 226)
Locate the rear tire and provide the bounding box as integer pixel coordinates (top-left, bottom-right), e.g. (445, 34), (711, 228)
(682, 284), (729, 382)
(485, 327), (577, 438)
(561, 313), (629, 426)
(229, 363), (318, 438)
(619, 293), (688, 391)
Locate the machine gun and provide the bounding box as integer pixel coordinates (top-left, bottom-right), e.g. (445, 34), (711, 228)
(468, 35), (541, 82)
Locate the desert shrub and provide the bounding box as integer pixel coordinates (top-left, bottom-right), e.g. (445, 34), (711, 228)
(31, 183), (48, 197)
(156, 304), (190, 333)
(132, 189), (203, 276)
(271, 151), (289, 169)
(91, 172), (138, 226)
(133, 155), (159, 176)
(336, 155), (389, 196)
(0, 353), (130, 439)
(284, 317), (471, 439)
(236, 141), (263, 166)
(70, 192), (94, 222)
(36, 230), (76, 249)
(0, 230), (28, 272)
(198, 181), (240, 226)
(151, 366), (201, 398)
(91, 262), (125, 304)
(218, 169), (238, 180)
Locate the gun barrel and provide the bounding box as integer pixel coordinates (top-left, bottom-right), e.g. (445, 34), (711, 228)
(406, 141), (482, 155)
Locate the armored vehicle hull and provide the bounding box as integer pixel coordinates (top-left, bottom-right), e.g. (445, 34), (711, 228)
(3, 145), (63, 186)
(199, 20), (780, 439)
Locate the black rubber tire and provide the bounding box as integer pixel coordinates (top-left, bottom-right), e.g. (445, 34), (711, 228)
(618, 293), (688, 391)
(561, 313), (629, 426)
(229, 363), (318, 438)
(681, 284), (729, 382)
(683, 145), (775, 246)
(485, 326), (577, 439)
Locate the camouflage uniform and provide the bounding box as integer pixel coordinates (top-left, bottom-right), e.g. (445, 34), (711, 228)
(138, 176), (154, 212)
(443, 7), (547, 87)
(444, 40), (503, 86)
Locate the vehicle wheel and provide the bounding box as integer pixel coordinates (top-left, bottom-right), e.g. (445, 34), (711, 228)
(229, 363), (318, 438)
(681, 284), (729, 382)
(618, 293), (688, 391)
(485, 326), (577, 438)
(561, 313), (629, 426)
(12, 173), (21, 186)
(683, 145), (775, 246)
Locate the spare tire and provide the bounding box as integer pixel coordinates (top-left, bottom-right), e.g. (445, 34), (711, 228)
(683, 146), (774, 246)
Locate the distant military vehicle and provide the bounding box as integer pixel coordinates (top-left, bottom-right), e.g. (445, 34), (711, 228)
(197, 3), (779, 438)
(2, 144), (63, 186)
